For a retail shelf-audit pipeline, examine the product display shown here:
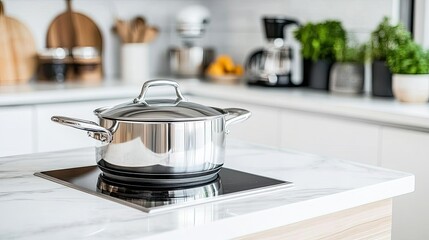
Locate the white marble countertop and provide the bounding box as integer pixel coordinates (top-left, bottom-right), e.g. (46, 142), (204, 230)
(0, 141), (414, 240)
(2, 79), (429, 129)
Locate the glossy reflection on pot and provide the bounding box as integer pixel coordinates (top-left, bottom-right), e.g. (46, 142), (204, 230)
(96, 174), (223, 207)
(96, 118), (225, 173)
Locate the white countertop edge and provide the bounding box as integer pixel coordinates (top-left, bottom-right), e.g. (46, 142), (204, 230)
(2, 79), (429, 130)
(0, 86), (137, 106)
(142, 175), (414, 240)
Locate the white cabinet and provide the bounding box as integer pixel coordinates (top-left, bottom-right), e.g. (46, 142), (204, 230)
(188, 96), (281, 147)
(0, 106), (34, 157)
(35, 99), (127, 153)
(380, 127), (429, 240)
(280, 111), (380, 166)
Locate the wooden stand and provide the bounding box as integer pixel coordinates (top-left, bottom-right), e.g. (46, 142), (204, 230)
(45, 0), (103, 82)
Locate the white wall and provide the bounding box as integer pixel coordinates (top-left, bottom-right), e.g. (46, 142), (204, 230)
(204, 0), (397, 65)
(2, 0), (398, 79)
(414, 0), (429, 48)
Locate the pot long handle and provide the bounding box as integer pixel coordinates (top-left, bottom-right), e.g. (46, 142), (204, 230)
(51, 116), (113, 143)
(224, 108), (251, 128)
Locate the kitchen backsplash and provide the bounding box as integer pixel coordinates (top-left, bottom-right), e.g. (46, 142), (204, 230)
(3, 0), (397, 80)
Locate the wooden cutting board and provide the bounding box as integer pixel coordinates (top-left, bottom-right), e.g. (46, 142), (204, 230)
(46, 0), (102, 51)
(0, 0), (37, 85)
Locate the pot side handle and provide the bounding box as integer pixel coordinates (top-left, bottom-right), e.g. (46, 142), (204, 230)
(51, 116), (113, 143)
(224, 108), (251, 129)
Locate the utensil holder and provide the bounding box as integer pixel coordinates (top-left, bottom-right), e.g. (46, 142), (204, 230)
(121, 43), (149, 84)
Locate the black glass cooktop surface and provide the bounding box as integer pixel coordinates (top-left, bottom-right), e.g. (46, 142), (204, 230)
(35, 166), (292, 213)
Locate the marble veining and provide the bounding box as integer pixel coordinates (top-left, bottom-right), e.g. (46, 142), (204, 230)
(0, 140), (414, 240)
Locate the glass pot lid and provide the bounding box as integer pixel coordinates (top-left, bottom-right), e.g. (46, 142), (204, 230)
(97, 80), (226, 122)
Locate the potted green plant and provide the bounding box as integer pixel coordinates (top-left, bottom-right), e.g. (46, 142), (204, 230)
(294, 20), (346, 90)
(387, 41), (429, 103)
(369, 17), (412, 97)
(329, 44), (366, 94)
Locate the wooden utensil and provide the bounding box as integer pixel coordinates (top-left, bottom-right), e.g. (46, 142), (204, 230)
(114, 19), (129, 43)
(143, 27), (159, 43)
(114, 16), (158, 44)
(130, 19), (140, 43)
(0, 0), (37, 85)
(133, 17), (147, 43)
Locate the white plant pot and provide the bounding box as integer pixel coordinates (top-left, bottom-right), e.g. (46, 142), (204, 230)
(392, 74), (429, 103)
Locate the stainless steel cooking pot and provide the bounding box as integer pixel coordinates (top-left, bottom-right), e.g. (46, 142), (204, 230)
(51, 79), (250, 181)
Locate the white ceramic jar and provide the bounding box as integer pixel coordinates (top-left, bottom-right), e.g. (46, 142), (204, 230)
(121, 43), (149, 84)
(392, 74), (429, 103)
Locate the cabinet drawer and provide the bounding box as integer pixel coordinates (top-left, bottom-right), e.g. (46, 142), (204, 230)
(188, 96), (281, 147)
(280, 110), (380, 165)
(0, 106), (34, 157)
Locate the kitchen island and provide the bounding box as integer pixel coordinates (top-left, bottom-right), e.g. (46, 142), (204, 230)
(0, 140), (414, 239)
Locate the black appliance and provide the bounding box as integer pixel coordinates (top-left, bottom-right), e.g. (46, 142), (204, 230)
(246, 17), (300, 87)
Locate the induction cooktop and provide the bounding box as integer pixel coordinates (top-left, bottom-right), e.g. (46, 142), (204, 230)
(35, 166), (293, 213)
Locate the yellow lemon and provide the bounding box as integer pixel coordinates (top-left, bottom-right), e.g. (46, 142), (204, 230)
(216, 55), (235, 72)
(207, 63), (224, 76)
(234, 65), (244, 76)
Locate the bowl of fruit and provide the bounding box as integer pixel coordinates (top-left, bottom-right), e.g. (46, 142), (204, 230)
(206, 55), (244, 84)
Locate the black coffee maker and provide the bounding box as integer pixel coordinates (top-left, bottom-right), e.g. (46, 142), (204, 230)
(246, 17), (300, 87)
